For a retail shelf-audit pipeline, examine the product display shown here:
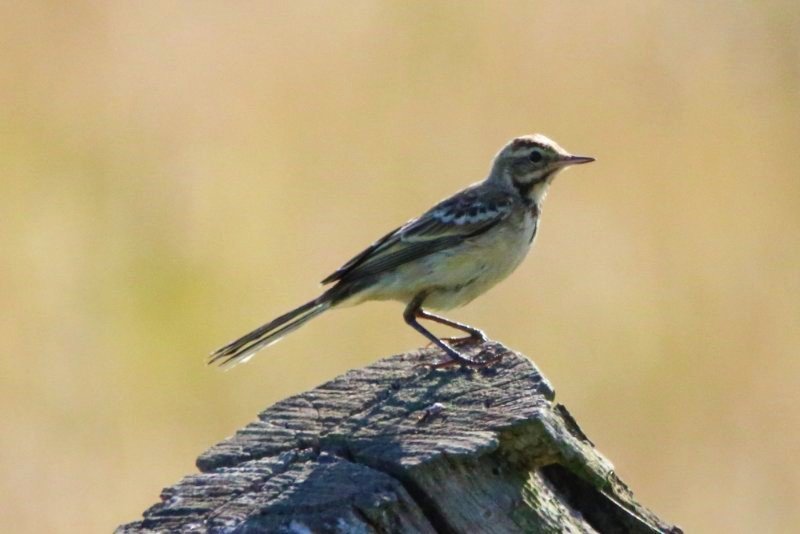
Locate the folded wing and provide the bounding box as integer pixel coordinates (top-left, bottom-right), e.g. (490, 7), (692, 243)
(321, 186), (514, 285)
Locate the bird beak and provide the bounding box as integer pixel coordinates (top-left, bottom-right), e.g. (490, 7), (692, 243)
(559, 154), (595, 166)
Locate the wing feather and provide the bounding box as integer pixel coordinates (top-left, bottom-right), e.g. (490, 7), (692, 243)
(321, 186), (514, 284)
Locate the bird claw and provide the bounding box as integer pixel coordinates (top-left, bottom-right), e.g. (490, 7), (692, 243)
(415, 351), (503, 371)
(426, 332), (487, 347)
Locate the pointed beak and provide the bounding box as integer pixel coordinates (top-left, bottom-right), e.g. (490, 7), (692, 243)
(559, 154), (595, 166)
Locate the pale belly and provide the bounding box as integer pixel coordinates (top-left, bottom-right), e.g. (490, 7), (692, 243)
(349, 212), (538, 310)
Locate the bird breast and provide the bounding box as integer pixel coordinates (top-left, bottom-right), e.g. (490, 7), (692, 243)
(357, 207), (539, 311)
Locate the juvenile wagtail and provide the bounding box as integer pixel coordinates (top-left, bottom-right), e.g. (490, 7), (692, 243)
(210, 134), (594, 368)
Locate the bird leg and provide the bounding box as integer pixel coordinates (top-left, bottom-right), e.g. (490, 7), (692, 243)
(416, 309), (488, 344)
(404, 297), (498, 368)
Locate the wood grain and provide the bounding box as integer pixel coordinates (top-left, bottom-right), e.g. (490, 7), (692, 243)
(118, 341), (680, 533)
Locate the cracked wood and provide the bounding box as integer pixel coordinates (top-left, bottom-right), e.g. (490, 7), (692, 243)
(118, 340), (681, 534)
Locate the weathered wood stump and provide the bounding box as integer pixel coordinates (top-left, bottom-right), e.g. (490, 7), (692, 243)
(118, 340), (680, 533)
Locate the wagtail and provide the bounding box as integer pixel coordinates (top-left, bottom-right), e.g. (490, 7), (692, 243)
(210, 134), (594, 368)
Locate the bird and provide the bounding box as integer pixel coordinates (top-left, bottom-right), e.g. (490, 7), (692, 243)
(210, 134), (594, 368)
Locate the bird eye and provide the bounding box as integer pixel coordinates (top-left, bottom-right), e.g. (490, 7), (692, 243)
(529, 150), (543, 163)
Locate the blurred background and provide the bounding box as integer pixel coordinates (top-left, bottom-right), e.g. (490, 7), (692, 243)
(1, 1), (799, 532)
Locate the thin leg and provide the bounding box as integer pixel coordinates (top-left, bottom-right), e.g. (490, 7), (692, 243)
(417, 309), (487, 343)
(404, 296), (498, 368)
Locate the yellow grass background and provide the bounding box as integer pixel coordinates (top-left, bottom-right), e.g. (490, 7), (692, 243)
(1, 2), (799, 532)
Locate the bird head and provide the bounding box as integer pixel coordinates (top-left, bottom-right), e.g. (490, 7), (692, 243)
(490, 134), (594, 204)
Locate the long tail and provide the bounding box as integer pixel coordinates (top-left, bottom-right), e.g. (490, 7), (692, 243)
(209, 295), (332, 368)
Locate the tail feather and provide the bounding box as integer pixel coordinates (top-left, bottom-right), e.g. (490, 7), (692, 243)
(209, 296), (331, 368)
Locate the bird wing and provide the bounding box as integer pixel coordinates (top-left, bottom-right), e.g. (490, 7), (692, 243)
(321, 186), (515, 284)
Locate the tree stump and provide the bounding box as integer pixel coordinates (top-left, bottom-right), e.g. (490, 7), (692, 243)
(118, 340), (681, 533)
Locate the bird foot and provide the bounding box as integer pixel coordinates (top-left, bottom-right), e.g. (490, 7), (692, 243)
(415, 351), (503, 371)
(426, 332), (487, 348)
